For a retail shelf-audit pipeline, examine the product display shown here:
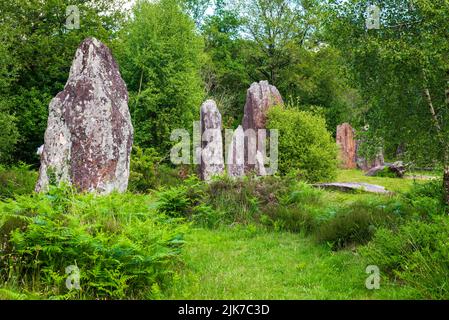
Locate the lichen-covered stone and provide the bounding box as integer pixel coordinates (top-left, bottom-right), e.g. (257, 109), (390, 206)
(336, 123), (356, 169)
(242, 81), (283, 174)
(36, 37), (133, 194)
(227, 125), (244, 178)
(199, 100), (224, 181)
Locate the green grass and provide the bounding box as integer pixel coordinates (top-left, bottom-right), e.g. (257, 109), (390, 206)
(334, 169), (420, 193)
(164, 227), (419, 300)
(0, 168), (436, 300)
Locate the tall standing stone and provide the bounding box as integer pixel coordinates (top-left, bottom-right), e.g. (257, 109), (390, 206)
(35, 38), (134, 194)
(336, 123), (356, 169)
(242, 81), (284, 174)
(227, 125), (245, 178)
(200, 100), (224, 181)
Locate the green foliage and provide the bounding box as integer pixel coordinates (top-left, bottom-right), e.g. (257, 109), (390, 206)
(128, 147), (195, 193)
(129, 147), (162, 192)
(0, 112), (19, 164)
(361, 216), (449, 299)
(0, 186), (187, 299)
(267, 106), (338, 182)
(316, 199), (411, 250)
(0, 0), (126, 164)
(0, 164), (38, 199)
(117, 0), (205, 154)
(204, 175), (290, 225)
(324, 0), (449, 165)
(156, 176), (205, 218)
(403, 178), (446, 218)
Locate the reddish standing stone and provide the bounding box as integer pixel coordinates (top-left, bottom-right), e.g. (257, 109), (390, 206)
(336, 123), (356, 169)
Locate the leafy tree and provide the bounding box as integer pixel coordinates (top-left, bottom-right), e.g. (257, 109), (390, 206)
(117, 0), (205, 156)
(0, 0), (126, 165)
(201, 0), (250, 126)
(324, 0), (449, 202)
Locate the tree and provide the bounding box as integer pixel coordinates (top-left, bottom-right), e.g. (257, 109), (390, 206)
(117, 0), (205, 156)
(0, 0), (126, 165)
(324, 0), (449, 203)
(242, 0), (315, 85)
(201, 0), (250, 126)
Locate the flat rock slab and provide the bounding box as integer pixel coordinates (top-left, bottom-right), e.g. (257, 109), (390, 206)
(314, 182), (392, 194)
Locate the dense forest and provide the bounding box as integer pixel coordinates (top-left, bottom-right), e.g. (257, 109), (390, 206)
(1, 0), (449, 301)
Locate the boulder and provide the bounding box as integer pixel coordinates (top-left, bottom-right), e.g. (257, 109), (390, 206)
(336, 123), (356, 169)
(199, 100), (224, 180)
(389, 161), (407, 178)
(365, 165), (386, 177)
(365, 161), (406, 178)
(35, 37), (133, 194)
(314, 182), (392, 194)
(242, 81), (283, 174)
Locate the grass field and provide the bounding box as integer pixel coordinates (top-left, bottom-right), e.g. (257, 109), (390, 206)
(162, 169), (431, 300)
(165, 227), (420, 299)
(0, 169), (440, 300)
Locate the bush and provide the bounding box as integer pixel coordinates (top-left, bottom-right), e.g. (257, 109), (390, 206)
(0, 111), (19, 163)
(316, 199), (411, 250)
(260, 182), (328, 233)
(404, 179), (446, 217)
(128, 146), (192, 193)
(266, 106), (338, 182)
(360, 216), (449, 299)
(205, 175), (291, 225)
(0, 164), (38, 199)
(0, 185), (187, 299)
(156, 175), (205, 218)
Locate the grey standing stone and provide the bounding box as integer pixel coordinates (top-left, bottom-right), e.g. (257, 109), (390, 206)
(36, 37), (134, 194)
(200, 99), (224, 181)
(227, 125), (245, 178)
(242, 80), (283, 174)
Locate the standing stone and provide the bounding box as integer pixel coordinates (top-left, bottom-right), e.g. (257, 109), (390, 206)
(35, 38), (133, 194)
(242, 81), (284, 174)
(227, 125), (245, 178)
(200, 100), (224, 181)
(336, 123), (356, 169)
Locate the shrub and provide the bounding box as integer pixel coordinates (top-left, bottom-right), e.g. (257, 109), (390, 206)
(128, 146), (191, 193)
(0, 164), (38, 199)
(404, 179), (446, 217)
(260, 182), (328, 233)
(0, 185), (187, 299)
(266, 106), (338, 182)
(156, 175), (205, 218)
(360, 216), (449, 299)
(205, 175), (290, 224)
(0, 111), (19, 163)
(315, 199), (410, 250)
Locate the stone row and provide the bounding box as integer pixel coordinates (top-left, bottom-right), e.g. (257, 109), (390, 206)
(199, 81), (284, 181)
